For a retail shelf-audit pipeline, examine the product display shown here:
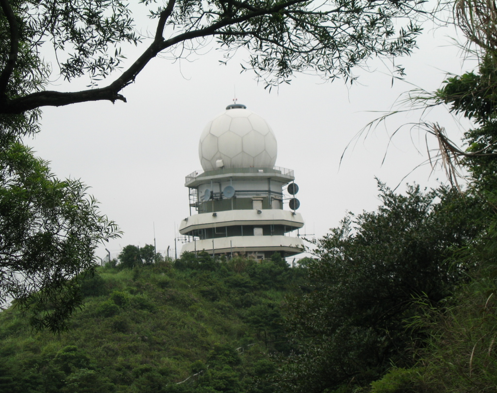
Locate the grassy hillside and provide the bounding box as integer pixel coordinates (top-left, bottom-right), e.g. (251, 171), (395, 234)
(0, 253), (306, 393)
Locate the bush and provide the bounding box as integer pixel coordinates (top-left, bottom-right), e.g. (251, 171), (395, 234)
(110, 316), (129, 333)
(157, 278), (171, 289)
(207, 344), (241, 367)
(79, 273), (108, 297)
(225, 274), (254, 295)
(199, 285), (223, 301)
(95, 301), (120, 317)
(370, 368), (424, 393)
(131, 295), (156, 312)
(110, 291), (129, 307)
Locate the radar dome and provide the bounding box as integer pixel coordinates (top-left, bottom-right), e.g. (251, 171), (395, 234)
(199, 105), (278, 171)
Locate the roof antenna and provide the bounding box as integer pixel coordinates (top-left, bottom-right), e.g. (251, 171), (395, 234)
(226, 87), (246, 110)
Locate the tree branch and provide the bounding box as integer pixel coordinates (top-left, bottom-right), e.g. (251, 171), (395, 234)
(0, 0), (20, 98)
(1, 0), (307, 114)
(155, 0), (177, 42)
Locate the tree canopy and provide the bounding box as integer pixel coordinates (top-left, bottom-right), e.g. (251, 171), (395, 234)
(0, 0), (427, 117)
(0, 140), (120, 331)
(118, 244), (159, 268)
(274, 183), (486, 392)
(271, 1), (497, 390)
(0, 253), (306, 393)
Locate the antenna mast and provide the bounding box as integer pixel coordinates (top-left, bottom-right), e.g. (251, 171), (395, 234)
(153, 222), (157, 256)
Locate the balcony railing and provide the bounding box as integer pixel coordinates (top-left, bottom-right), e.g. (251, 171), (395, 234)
(185, 166), (295, 186)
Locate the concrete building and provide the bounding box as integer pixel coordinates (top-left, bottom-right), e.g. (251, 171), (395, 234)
(178, 104), (304, 259)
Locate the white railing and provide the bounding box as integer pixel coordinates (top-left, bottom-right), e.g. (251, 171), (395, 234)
(185, 166), (295, 185)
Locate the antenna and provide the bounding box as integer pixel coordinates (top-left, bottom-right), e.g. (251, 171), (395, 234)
(289, 198), (300, 210)
(202, 188), (212, 201)
(153, 222), (157, 256)
(233, 85), (237, 104)
(223, 185), (235, 199)
(287, 183), (299, 195)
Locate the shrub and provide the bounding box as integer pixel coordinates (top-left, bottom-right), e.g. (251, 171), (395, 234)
(110, 291), (129, 307)
(370, 368), (424, 393)
(95, 301), (120, 317)
(110, 316), (129, 333)
(79, 273), (108, 297)
(131, 295), (156, 312)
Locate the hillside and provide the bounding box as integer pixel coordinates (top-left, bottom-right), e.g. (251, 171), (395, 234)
(0, 253), (306, 393)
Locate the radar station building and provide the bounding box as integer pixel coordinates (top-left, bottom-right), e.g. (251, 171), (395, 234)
(179, 104), (304, 259)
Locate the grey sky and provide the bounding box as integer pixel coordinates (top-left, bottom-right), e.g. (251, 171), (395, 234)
(29, 20), (474, 261)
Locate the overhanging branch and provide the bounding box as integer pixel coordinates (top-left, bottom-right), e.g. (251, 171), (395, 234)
(1, 0), (306, 114)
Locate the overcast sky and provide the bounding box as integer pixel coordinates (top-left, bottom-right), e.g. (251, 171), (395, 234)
(28, 16), (475, 262)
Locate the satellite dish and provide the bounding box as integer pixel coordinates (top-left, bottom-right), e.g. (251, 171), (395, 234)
(223, 185), (235, 199)
(202, 189), (212, 201)
(287, 183), (299, 195)
(289, 198), (300, 210)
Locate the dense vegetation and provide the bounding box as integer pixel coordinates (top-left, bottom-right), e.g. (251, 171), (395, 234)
(0, 0), (428, 332)
(3, 1), (497, 392)
(0, 252), (307, 393)
(2, 178), (496, 393)
(273, 184), (489, 392)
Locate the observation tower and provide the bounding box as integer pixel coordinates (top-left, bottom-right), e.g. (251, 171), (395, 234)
(178, 103), (304, 259)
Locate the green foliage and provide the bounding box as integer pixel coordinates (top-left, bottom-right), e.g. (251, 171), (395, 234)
(370, 368), (424, 393)
(437, 52), (497, 123)
(371, 17), (497, 392)
(0, 0), (433, 336)
(119, 245), (143, 269)
(0, 0), (429, 115)
(436, 52), (497, 216)
(176, 251), (218, 271)
(117, 244), (167, 269)
(1, 0), (138, 91)
(402, 266), (497, 392)
(405, 37), (497, 391)
(0, 361), (17, 393)
(275, 183), (486, 393)
(207, 344), (241, 368)
(95, 300), (119, 318)
(60, 368), (115, 393)
(79, 273), (108, 298)
(53, 346), (91, 374)
(141, 244), (156, 265)
(245, 303), (283, 350)
(130, 295), (156, 312)
(0, 140), (120, 332)
(110, 315), (129, 333)
(110, 291), (129, 308)
(0, 257), (305, 392)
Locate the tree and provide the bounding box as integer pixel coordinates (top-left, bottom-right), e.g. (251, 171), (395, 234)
(0, 0), (428, 117)
(118, 245), (143, 269)
(140, 244), (156, 265)
(245, 302), (283, 349)
(117, 244), (163, 267)
(0, 141), (119, 332)
(435, 53), (497, 210)
(274, 183), (486, 393)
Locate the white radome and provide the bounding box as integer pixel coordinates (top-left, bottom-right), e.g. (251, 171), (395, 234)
(199, 107), (278, 171)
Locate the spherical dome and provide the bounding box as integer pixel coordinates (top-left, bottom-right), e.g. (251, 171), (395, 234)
(199, 105), (278, 171)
